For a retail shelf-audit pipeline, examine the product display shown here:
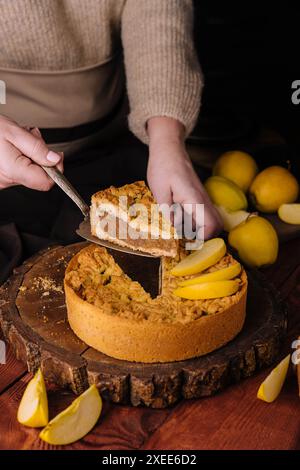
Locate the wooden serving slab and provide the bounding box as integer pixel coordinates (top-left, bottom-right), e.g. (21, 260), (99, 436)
(0, 243), (287, 408)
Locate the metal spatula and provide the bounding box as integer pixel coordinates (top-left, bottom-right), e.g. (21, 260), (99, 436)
(42, 166), (157, 257)
(42, 166), (161, 297)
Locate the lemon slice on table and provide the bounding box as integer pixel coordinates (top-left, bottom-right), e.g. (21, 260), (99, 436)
(171, 238), (226, 277)
(17, 368), (48, 428)
(278, 204), (300, 225)
(215, 205), (251, 232)
(179, 262), (241, 287)
(39, 385), (102, 445)
(174, 279), (240, 300)
(257, 354), (290, 403)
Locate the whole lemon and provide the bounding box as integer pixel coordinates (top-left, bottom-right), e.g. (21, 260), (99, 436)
(228, 216), (278, 267)
(249, 166), (299, 213)
(205, 176), (248, 211)
(213, 150), (258, 192)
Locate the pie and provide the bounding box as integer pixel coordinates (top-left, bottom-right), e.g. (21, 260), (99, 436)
(90, 181), (178, 257)
(64, 244), (247, 363)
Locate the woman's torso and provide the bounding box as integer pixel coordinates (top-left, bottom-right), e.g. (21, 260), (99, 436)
(0, 0), (125, 71)
(0, 0), (128, 152)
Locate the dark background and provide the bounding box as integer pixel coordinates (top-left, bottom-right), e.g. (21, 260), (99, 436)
(191, 2), (300, 177)
(1, 2), (300, 283)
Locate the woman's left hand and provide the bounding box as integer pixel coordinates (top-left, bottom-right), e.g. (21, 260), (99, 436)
(147, 117), (223, 240)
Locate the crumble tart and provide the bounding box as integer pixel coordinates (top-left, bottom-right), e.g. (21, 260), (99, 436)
(90, 181), (178, 257)
(64, 244), (247, 363)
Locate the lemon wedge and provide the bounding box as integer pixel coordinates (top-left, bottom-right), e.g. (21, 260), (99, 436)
(174, 279), (240, 300)
(39, 385), (102, 445)
(171, 238), (226, 277)
(215, 205), (251, 232)
(17, 368), (48, 428)
(257, 354), (290, 403)
(278, 204), (300, 225)
(179, 262), (241, 287)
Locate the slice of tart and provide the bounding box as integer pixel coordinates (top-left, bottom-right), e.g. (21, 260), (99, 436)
(90, 181), (178, 257)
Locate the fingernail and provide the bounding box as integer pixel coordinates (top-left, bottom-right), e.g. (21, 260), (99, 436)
(32, 127), (42, 138)
(46, 151), (61, 163)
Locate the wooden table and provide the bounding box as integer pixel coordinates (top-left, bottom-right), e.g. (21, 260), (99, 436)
(0, 239), (299, 450)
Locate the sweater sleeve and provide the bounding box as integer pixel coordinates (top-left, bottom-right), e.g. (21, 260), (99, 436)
(121, 0), (203, 144)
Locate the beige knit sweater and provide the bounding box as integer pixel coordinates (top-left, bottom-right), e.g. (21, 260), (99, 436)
(0, 0), (202, 143)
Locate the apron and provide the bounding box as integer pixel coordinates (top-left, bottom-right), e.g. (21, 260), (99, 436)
(0, 52), (128, 156)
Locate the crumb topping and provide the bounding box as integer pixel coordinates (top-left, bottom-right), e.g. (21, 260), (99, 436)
(91, 180), (177, 237)
(92, 181), (153, 209)
(65, 244), (247, 325)
(32, 276), (64, 294)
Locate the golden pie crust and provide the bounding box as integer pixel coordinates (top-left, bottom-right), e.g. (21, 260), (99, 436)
(64, 244), (247, 363)
(90, 181), (178, 257)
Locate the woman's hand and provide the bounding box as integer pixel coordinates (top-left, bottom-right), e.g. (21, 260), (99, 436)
(147, 117), (223, 240)
(0, 115), (63, 191)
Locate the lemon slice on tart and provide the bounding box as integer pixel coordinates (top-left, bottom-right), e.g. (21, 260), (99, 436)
(179, 262), (241, 287)
(17, 368), (48, 428)
(171, 238), (226, 277)
(174, 279), (240, 300)
(39, 385), (102, 445)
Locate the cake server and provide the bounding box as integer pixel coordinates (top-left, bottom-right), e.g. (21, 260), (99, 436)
(42, 165), (161, 297)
